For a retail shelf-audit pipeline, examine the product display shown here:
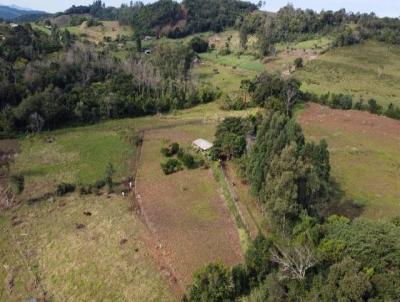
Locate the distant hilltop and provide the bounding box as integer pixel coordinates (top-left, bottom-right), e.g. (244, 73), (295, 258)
(0, 4), (48, 21)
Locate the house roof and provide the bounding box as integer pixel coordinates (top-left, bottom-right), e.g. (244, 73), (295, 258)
(193, 138), (213, 151)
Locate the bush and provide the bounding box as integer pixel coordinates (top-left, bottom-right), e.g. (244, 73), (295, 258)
(56, 182), (76, 196)
(353, 99), (367, 110)
(86, 18), (103, 27)
(384, 103), (400, 120)
(10, 174), (24, 194)
(79, 185), (93, 195)
(220, 94), (247, 111)
(330, 94), (353, 110)
(189, 37), (209, 53)
(294, 57), (303, 68)
(186, 263), (234, 302)
(94, 179), (106, 189)
(161, 159), (182, 175)
(181, 153), (197, 169)
(197, 84), (221, 104)
(161, 142), (180, 157)
(367, 98), (383, 114)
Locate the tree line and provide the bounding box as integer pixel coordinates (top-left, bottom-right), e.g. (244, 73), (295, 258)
(236, 5), (400, 57)
(184, 102), (400, 301)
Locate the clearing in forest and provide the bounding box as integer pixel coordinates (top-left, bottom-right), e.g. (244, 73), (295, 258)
(296, 41), (400, 106)
(299, 103), (400, 219)
(135, 123), (244, 288)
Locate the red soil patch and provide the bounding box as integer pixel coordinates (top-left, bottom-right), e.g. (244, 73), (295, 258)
(299, 103), (400, 140)
(135, 126), (243, 290)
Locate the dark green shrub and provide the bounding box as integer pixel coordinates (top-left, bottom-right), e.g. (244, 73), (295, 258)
(161, 143), (180, 157)
(186, 263), (234, 302)
(94, 179), (106, 189)
(385, 103), (400, 120)
(86, 18), (103, 27)
(161, 159), (182, 175)
(220, 94), (247, 111)
(294, 57), (303, 68)
(181, 153), (196, 169)
(189, 37), (209, 53)
(330, 94), (352, 110)
(56, 183), (76, 196)
(367, 98), (383, 114)
(354, 99), (367, 110)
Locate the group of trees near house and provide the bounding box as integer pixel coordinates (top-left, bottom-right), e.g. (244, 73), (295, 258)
(185, 100), (400, 301)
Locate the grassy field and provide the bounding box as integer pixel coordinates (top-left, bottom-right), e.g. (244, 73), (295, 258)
(1, 102), (258, 298)
(299, 103), (400, 220)
(136, 124), (244, 288)
(296, 41), (400, 106)
(13, 125), (135, 201)
(67, 21), (133, 43)
(0, 194), (174, 301)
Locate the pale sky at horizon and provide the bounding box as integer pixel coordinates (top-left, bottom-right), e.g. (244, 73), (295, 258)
(0, 0), (399, 17)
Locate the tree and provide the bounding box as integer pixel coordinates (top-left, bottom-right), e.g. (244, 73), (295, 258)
(189, 37), (209, 53)
(270, 240), (316, 280)
(282, 79), (300, 117)
(322, 258), (372, 301)
(245, 234), (274, 285)
(246, 112), (304, 197)
(186, 263), (234, 302)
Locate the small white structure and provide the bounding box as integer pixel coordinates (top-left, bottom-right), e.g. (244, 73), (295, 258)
(192, 138), (213, 152)
(10, 23), (19, 28)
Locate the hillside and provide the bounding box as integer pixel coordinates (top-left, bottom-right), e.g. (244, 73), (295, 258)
(1, 1), (400, 301)
(0, 5), (47, 21)
(296, 41), (400, 107)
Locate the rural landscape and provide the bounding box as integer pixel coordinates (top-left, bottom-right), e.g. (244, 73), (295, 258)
(0, 0), (399, 301)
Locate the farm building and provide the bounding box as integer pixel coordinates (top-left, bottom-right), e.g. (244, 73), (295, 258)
(192, 139), (213, 152)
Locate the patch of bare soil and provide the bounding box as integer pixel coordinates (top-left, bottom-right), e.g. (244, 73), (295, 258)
(135, 127), (244, 290)
(299, 103), (400, 140)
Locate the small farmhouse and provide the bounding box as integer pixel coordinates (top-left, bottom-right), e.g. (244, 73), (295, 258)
(192, 138), (213, 152)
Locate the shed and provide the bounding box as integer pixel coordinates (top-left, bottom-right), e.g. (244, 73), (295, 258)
(192, 139), (213, 151)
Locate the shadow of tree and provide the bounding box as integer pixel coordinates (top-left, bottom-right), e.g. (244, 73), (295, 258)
(320, 179), (365, 219)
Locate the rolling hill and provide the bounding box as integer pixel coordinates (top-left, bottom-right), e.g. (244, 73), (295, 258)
(0, 4), (47, 21)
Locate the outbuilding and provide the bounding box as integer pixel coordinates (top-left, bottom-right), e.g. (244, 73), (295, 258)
(192, 138), (213, 152)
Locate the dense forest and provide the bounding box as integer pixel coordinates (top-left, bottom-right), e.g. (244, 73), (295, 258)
(0, 22), (220, 138)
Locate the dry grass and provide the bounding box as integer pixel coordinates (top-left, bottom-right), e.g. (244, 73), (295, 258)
(0, 194), (174, 301)
(136, 124), (244, 288)
(67, 21), (133, 43)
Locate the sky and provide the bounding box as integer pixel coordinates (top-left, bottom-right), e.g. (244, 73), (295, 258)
(0, 0), (399, 17)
